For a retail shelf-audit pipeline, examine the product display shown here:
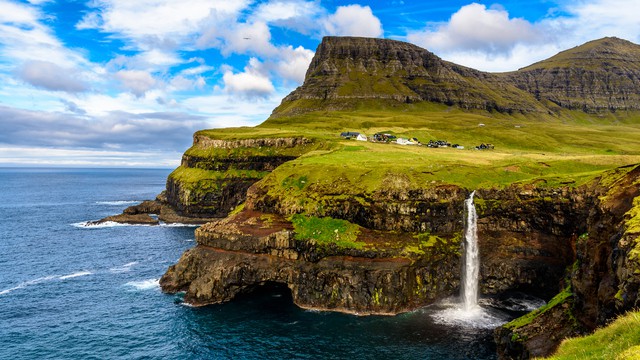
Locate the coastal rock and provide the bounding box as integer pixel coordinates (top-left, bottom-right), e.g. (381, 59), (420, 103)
(160, 211), (459, 315)
(495, 165), (640, 359)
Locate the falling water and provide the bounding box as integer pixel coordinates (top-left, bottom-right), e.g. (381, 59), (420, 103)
(461, 190), (479, 311)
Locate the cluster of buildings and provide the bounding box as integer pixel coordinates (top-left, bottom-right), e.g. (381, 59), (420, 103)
(340, 132), (421, 146)
(339, 132), (492, 150)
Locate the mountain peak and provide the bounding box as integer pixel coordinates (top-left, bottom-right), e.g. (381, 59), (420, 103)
(505, 37), (640, 112)
(520, 36), (640, 71)
(270, 36), (544, 118)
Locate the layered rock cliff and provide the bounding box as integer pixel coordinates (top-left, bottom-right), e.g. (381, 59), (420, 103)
(160, 176), (601, 313)
(164, 135), (317, 218)
(270, 36), (546, 117)
(502, 37), (640, 113)
(495, 165), (640, 359)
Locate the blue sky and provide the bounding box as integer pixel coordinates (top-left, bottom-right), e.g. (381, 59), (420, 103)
(1, 0), (639, 167)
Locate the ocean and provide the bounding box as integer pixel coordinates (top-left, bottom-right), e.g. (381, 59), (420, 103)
(0, 168), (514, 359)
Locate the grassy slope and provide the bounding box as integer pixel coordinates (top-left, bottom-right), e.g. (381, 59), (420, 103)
(254, 107), (640, 190)
(541, 311), (640, 360)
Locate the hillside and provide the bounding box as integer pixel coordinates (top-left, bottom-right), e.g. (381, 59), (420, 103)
(503, 37), (640, 112)
(270, 36), (546, 117)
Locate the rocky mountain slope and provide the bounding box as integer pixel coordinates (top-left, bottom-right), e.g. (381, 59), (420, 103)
(271, 36), (547, 116)
(271, 36), (640, 118)
(502, 37), (640, 113)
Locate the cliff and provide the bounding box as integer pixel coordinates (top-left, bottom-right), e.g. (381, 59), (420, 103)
(495, 165), (640, 359)
(270, 36), (546, 117)
(502, 37), (640, 113)
(160, 181), (591, 314)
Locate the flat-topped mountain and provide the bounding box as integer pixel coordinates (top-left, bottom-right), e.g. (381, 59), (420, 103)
(503, 37), (640, 112)
(271, 36), (546, 117)
(272, 36), (640, 117)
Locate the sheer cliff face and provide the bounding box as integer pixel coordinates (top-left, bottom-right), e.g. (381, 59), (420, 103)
(503, 37), (640, 112)
(272, 36), (640, 117)
(270, 36), (546, 116)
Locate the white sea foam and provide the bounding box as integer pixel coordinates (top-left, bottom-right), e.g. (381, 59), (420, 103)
(430, 303), (510, 329)
(72, 221), (198, 228)
(158, 222), (199, 228)
(125, 278), (160, 290)
(72, 221), (139, 229)
(0, 275), (58, 296)
(59, 271), (93, 280)
(109, 262), (138, 273)
(95, 200), (141, 206)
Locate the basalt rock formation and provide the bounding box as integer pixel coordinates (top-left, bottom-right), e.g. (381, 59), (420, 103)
(495, 165), (640, 359)
(160, 178), (603, 314)
(271, 37), (546, 116)
(502, 37), (640, 113)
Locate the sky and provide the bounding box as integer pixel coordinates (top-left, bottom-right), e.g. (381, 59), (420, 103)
(1, 0), (639, 167)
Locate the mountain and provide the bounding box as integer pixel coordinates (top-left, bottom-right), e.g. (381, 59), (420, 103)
(271, 36), (546, 117)
(503, 37), (640, 112)
(272, 36), (640, 118)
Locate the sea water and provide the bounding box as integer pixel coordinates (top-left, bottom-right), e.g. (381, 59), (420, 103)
(0, 168), (511, 359)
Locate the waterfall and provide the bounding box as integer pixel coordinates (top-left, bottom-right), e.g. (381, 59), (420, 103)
(461, 191), (479, 311)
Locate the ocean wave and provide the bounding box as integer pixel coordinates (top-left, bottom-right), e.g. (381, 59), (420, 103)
(125, 278), (160, 290)
(158, 222), (200, 228)
(59, 271), (93, 280)
(72, 221), (139, 229)
(72, 221), (199, 228)
(109, 262), (138, 273)
(0, 275), (58, 296)
(95, 200), (141, 206)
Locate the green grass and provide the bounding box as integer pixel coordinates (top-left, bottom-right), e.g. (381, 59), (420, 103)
(290, 214), (364, 249)
(505, 287), (573, 330)
(541, 311), (640, 360)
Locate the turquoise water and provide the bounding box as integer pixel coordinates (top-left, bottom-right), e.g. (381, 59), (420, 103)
(0, 168), (505, 359)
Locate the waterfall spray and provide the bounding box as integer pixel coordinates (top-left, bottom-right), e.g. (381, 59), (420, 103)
(461, 191), (479, 311)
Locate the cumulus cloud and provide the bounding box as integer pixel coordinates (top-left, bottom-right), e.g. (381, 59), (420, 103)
(114, 70), (158, 97)
(323, 5), (383, 37)
(252, 0), (323, 34)
(223, 58), (275, 98)
(272, 45), (314, 83)
(554, 0), (640, 43)
(18, 60), (89, 93)
(407, 3), (540, 55)
(77, 0), (252, 48)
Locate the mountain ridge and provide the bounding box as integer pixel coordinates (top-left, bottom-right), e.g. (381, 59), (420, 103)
(271, 36), (640, 117)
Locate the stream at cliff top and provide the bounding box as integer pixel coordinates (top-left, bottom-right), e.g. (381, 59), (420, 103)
(0, 168), (539, 360)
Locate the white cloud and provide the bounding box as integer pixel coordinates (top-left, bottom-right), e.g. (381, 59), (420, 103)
(405, 1), (640, 72)
(0, 1), (87, 68)
(18, 61), (89, 93)
(223, 58), (275, 98)
(115, 70), (158, 97)
(323, 5), (383, 38)
(272, 45), (314, 83)
(78, 0), (252, 47)
(407, 3), (540, 55)
(252, 0), (323, 34)
(555, 0), (640, 43)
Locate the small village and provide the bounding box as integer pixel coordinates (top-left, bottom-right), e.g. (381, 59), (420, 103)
(339, 131), (494, 150)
